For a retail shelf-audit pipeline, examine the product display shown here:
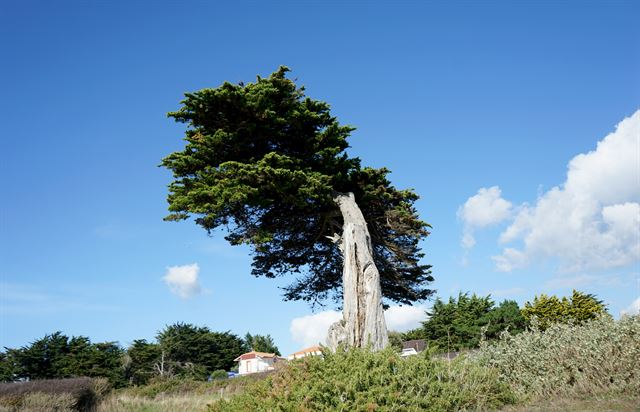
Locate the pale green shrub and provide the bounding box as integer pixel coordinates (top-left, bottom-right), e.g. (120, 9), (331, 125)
(478, 314), (640, 399)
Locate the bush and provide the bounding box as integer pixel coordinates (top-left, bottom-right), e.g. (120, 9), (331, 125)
(478, 314), (640, 399)
(521, 290), (608, 330)
(0, 377), (110, 411)
(119, 377), (209, 398)
(208, 347), (516, 411)
(209, 370), (227, 380)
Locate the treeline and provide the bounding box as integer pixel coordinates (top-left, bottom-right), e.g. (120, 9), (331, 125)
(0, 323), (279, 387)
(395, 289), (608, 352)
(1, 290), (608, 386)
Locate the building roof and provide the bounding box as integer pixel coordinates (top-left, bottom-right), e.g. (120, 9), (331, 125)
(402, 339), (426, 352)
(289, 345), (323, 357)
(234, 351), (279, 361)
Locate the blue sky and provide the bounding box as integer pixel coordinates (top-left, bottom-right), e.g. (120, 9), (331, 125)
(1, 1), (639, 357)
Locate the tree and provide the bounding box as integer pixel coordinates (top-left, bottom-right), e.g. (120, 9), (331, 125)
(244, 333), (280, 355)
(11, 332), (70, 380)
(522, 290), (608, 330)
(482, 300), (527, 338)
(0, 351), (16, 382)
(124, 339), (162, 385)
(162, 67), (433, 350)
(403, 294), (527, 351)
(157, 323), (246, 379)
(8, 332), (125, 386)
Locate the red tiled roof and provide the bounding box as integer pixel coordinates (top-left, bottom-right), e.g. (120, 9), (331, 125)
(234, 351), (278, 361)
(289, 345), (323, 357)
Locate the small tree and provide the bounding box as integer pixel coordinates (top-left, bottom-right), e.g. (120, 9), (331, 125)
(162, 67), (434, 350)
(522, 290), (608, 330)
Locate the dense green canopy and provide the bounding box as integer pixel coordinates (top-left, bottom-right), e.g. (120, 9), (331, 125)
(162, 67), (434, 306)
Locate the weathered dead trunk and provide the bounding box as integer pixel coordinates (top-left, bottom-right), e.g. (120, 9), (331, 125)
(326, 192), (388, 351)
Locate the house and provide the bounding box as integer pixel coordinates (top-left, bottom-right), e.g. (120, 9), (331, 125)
(400, 339), (426, 357)
(234, 351), (284, 375)
(287, 345), (323, 360)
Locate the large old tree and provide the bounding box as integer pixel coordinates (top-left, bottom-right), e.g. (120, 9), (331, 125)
(162, 67), (433, 350)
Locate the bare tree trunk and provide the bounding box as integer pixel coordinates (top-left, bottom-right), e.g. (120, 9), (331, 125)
(327, 192), (388, 351)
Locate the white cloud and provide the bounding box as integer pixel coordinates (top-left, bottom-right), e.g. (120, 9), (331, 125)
(289, 305), (428, 347)
(492, 248), (528, 272)
(458, 186), (512, 250)
(384, 305), (428, 332)
(163, 263), (203, 299)
(492, 110), (640, 272)
(290, 310), (341, 348)
(620, 297), (640, 317)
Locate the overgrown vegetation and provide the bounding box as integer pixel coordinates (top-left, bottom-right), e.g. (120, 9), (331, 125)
(478, 314), (639, 400)
(206, 314), (639, 411)
(208, 347), (516, 411)
(97, 374), (267, 412)
(0, 377), (110, 412)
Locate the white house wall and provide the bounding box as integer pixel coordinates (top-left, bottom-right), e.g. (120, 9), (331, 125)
(239, 357), (275, 375)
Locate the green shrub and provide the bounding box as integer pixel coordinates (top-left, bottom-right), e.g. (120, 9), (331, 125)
(209, 370), (227, 380)
(478, 314), (640, 399)
(208, 347), (516, 411)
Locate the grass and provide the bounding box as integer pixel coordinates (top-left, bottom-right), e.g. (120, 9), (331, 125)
(98, 393), (221, 412)
(0, 377), (110, 412)
(97, 374), (267, 412)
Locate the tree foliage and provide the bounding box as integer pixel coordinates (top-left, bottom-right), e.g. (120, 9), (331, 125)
(156, 323), (246, 379)
(0, 352), (15, 382)
(161, 67), (433, 306)
(244, 333), (280, 356)
(404, 294), (527, 351)
(521, 290), (608, 330)
(4, 332), (125, 386)
(123, 339), (162, 385)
